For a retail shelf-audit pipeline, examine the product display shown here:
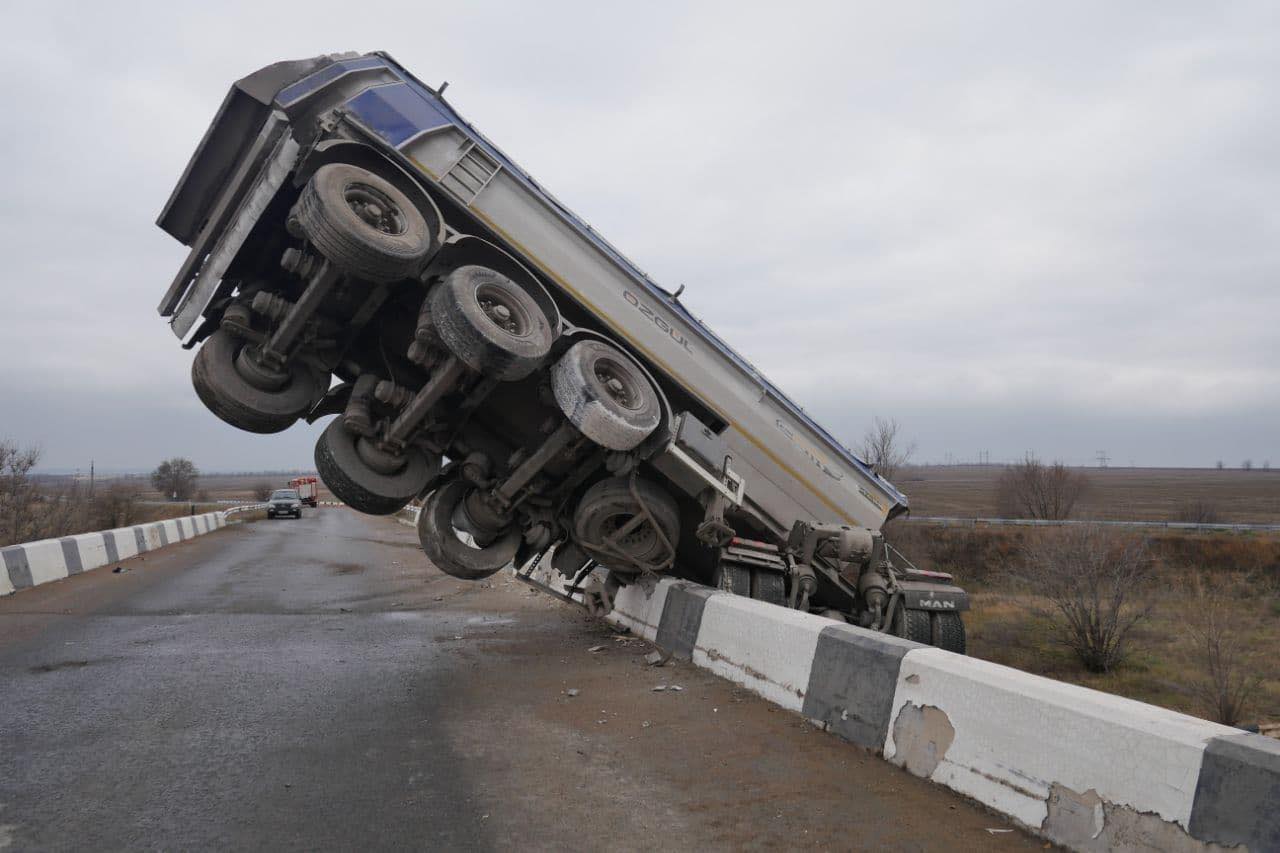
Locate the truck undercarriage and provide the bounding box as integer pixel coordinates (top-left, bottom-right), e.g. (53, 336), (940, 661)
(157, 52), (967, 653)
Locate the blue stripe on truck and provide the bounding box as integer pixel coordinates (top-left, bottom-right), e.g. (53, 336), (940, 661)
(344, 82), (453, 148)
(276, 55), (388, 107)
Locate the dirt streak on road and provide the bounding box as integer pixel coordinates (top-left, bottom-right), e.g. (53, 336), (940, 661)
(0, 508), (1045, 851)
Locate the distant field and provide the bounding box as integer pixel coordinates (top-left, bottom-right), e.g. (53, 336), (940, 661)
(129, 473), (335, 504)
(894, 465), (1280, 525)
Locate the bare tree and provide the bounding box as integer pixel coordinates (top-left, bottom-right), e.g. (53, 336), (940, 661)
(151, 458), (199, 501)
(1017, 525), (1153, 672)
(1215, 460), (1224, 470)
(995, 453), (1090, 520)
(860, 417), (916, 481)
(1173, 499), (1222, 525)
(0, 440), (42, 546)
(1241, 459), (1253, 471)
(252, 482), (273, 501)
(1184, 573), (1263, 726)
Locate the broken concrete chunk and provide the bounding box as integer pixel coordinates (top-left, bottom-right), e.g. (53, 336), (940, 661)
(588, 645), (606, 653)
(644, 650), (668, 666)
(652, 685), (667, 692)
(566, 688), (580, 697)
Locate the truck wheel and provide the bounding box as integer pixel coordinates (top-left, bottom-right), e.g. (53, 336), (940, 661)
(430, 265), (553, 380)
(192, 330), (326, 434)
(573, 477), (679, 571)
(293, 163), (435, 283)
(712, 561), (750, 596)
(893, 608), (933, 645)
(932, 612), (966, 654)
(314, 419), (439, 515)
(552, 341), (660, 451)
(752, 569), (787, 606)
(418, 479), (521, 580)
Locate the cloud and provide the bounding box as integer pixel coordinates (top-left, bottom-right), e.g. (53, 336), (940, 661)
(0, 0), (1275, 470)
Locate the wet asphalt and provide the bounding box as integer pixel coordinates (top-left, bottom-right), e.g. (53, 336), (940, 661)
(0, 509), (1043, 852)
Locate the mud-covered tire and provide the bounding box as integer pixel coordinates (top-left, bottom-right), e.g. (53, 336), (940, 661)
(931, 612), (966, 654)
(573, 477), (679, 570)
(418, 480), (521, 580)
(314, 419), (439, 515)
(294, 164), (435, 283)
(192, 330), (327, 434)
(430, 265), (553, 380)
(712, 561), (751, 596)
(893, 607), (933, 645)
(552, 341), (660, 451)
(752, 569), (787, 606)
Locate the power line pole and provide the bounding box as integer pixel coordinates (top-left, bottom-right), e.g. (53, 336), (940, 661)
(1096, 450), (1109, 468)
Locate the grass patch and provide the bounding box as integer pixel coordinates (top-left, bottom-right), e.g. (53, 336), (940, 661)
(967, 587), (1280, 728)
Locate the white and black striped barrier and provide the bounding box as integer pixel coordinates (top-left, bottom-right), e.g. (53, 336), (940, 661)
(0, 503), (284, 596)
(514, 559), (1278, 851)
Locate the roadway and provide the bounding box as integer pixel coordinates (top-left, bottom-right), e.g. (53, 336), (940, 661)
(0, 508), (1042, 851)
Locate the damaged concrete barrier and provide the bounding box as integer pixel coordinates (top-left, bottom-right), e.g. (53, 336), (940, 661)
(518, 564), (1279, 851)
(1, 510), (235, 596)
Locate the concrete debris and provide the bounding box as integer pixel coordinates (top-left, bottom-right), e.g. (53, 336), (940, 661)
(566, 689), (580, 697)
(339, 607), (352, 613)
(984, 829), (1012, 835)
(112, 566), (129, 574)
(670, 685), (683, 692)
(652, 685), (667, 692)
(642, 721), (651, 728)
(644, 650), (668, 666)
(588, 645), (606, 653)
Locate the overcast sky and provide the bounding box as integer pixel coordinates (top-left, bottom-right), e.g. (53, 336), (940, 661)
(0, 1), (1276, 473)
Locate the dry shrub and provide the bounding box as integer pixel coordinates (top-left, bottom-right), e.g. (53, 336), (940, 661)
(1173, 499), (1223, 525)
(1184, 573), (1264, 726)
(92, 483), (141, 529)
(995, 454), (1090, 520)
(1017, 524), (1154, 672)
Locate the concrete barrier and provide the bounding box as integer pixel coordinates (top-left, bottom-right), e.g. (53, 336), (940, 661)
(517, 560), (1278, 851)
(0, 509), (235, 597)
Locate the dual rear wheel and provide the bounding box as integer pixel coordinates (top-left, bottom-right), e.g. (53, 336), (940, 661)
(895, 607), (966, 654)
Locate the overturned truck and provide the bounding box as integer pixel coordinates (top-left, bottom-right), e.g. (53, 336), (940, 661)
(156, 52), (967, 652)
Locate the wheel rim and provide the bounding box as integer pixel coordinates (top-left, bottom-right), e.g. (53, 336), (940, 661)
(601, 512), (658, 558)
(344, 182), (408, 236)
(592, 355), (643, 411)
(473, 282), (534, 338)
(233, 343), (291, 392)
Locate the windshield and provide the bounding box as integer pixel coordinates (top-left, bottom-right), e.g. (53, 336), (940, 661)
(270, 490), (299, 500)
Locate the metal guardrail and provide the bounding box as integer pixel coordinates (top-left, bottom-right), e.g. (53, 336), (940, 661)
(905, 516), (1280, 533)
(222, 503), (267, 518)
